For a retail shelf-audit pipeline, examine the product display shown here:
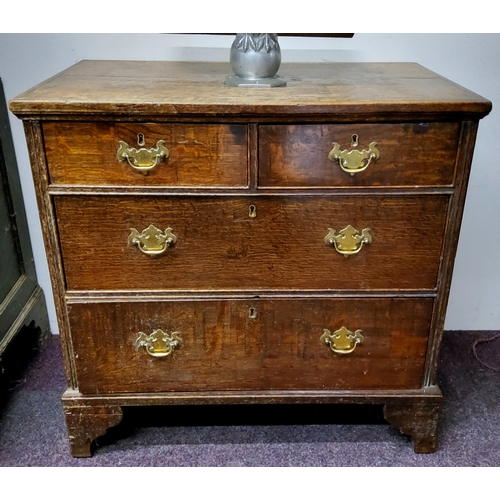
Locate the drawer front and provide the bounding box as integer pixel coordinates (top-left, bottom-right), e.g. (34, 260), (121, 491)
(55, 195), (449, 291)
(259, 123), (460, 187)
(69, 298), (432, 394)
(43, 122), (248, 187)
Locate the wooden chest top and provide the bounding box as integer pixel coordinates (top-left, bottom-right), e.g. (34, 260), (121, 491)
(9, 60), (491, 118)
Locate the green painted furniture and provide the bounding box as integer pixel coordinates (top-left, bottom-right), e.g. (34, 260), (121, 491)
(0, 78), (49, 377)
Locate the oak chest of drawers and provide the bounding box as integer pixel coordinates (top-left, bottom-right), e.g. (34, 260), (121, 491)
(10, 60), (491, 456)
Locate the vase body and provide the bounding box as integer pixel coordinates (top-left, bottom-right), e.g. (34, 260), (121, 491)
(230, 33), (281, 79)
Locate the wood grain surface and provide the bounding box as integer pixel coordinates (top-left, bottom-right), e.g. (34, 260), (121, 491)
(259, 122), (460, 187)
(9, 61), (492, 119)
(68, 298), (432, 393)
(43, 122), (248, 187)
(54, 194), (449, 291)
(11, 60), (491, 456)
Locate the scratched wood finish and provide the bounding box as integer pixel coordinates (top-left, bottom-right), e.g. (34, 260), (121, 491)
(9, 61), (492, 119)
(43, 122), (248, 187)
(68, 298), (432, 394)
(61, 388), (443, 457)
(64, 405), (123, 457)
(259, 123), (460, 188)
(54, 195), (449, 291)
(384, 402), (442, 453)
(9, 61), (491, 456)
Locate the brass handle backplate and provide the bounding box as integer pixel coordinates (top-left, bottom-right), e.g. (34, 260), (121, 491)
(328, 136), (380, 176)
(128, 224), (177, 256)
(117, 139), (170, 175)
(135, 329), (182, 358)
(325, 225), (372, 257)
(320, 327), (364, 355)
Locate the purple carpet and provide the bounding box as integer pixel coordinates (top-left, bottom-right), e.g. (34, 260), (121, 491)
(1, 331), (499, 466)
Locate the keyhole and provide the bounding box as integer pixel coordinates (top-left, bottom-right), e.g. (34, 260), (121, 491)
(249, 205), (257, 218)
(248, 307), (257, 319)
(351, 134), (359, 148)
(137, 133), (145, 147)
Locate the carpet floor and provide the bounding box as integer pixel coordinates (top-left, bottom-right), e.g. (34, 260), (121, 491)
(1, 331), (499, 466)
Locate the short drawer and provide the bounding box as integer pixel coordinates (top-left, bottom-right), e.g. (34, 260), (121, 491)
(259, 122), (460, 187)
(43, 122), (248, 187)
(55, 194), (449, 291)
(69, 298), (432, 394)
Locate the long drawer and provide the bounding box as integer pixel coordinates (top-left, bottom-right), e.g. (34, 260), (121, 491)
(55, 195), (449, 291)
(259, 122), (460, 188)
(43, 122), (248, 187)
(68, 298), (433, 394)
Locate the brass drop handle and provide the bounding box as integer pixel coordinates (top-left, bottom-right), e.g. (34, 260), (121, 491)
(135, 330), (182, 358)
(117, 139), (170, 175)
(128, 224), (177, 256)
(328, 135), (380, 176)
(325, 225), (372, 257)
(320, 327), (364, 355)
